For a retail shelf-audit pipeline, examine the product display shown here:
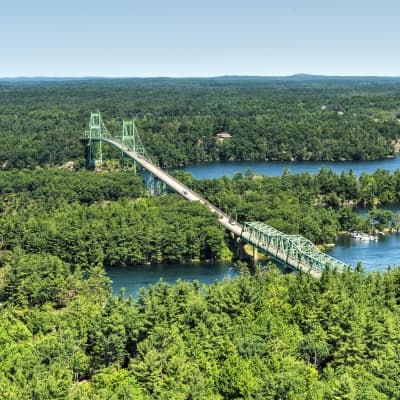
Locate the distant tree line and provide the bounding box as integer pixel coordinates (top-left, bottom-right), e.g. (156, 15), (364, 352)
(0, 77), (400, 169)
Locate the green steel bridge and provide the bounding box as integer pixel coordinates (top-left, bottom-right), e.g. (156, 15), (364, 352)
(82, 112), (349, 278)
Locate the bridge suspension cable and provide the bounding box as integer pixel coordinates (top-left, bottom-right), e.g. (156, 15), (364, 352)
(82, 112), (350, 277)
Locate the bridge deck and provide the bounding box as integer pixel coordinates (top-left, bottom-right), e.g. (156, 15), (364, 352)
(241, 221), (349, 277)
(101, 138), (242, 236)
(86, 136), (349, 277)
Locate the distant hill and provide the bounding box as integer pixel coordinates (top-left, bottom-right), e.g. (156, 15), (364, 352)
(0, 74), (399, 83)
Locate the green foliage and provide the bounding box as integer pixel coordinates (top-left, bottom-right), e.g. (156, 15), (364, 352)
(1, 250), (71, 307)
(2, 76), (400, 397)
(1, 246), (400, 398)
(1, 78), (400, 170)
(0, 195), (227, 267)
(0, 169), (145, 208)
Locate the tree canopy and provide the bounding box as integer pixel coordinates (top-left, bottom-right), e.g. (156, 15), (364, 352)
(1, 77), (400, 169)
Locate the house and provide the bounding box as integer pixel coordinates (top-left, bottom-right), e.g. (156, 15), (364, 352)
(216, 132), (232, 142)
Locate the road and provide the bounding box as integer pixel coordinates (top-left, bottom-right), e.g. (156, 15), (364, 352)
(103, 138), (243, 236)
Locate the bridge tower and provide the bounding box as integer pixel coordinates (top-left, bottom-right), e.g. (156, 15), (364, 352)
(119, 120), (149, 173)
(85, 112), (108, 169)
(83, 112), (166, 195)
(118, 120), (165, 195)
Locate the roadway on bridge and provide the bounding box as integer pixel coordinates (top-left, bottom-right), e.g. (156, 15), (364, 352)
(96, 137), (348, 278)
(103, 138), (243, 236)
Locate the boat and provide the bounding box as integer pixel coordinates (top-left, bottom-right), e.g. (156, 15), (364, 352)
(359, 233), (370, 241)
(350, 231), (360, 239)
(349, 231), (378, 241)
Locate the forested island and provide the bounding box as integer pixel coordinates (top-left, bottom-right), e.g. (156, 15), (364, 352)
(1, 77), (400, 398)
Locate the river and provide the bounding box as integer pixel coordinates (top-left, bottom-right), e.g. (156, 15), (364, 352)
(327, 233), (400, 272)
(108, 233), (400, 297)
(109, 158), (400, 297)
(179, 157), (400, 179)
(108, 231), (400, 296)
(106, 262), (237, 298)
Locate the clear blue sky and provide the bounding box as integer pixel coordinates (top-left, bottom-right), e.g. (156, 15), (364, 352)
(1, 0), (399, 77)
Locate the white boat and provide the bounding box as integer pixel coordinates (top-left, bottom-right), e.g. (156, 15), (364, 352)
(350, 231), (361, 239)
(359, 233), (370, 241)
(349, 231), (378, 241)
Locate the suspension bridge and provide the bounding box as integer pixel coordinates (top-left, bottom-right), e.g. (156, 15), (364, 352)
(82, 112), (349, 278)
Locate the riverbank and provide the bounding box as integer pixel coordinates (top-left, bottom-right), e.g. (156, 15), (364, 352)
(107, 231), (400, 298)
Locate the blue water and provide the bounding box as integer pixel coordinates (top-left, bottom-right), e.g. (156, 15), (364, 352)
(327, 234), (400, 272)
(107, 235), (400, 297)
(109, 158), (400, 296)
(106, 262), (237, 298)
(355, 204), (400, 216)
(179, 158), (400, 179)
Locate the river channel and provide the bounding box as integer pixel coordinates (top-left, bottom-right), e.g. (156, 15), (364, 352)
(106, 262), (236, 298)
(108, 230), (400, 297)
(108, 158), (400, 297)
(108, 234), (400, 297)
(179, 157), (400, 178)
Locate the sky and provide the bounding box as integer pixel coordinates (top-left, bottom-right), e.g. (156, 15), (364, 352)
(1, 0), (399, 77)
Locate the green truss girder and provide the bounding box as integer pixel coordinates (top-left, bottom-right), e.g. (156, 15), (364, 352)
(241, 221), (348, 274)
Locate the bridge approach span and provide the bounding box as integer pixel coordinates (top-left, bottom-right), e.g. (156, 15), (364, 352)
(101, 137), (243, 236)
(87, 134), (349, 278)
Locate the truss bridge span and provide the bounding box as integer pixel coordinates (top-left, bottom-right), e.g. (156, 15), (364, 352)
(83, 112), (349, 277)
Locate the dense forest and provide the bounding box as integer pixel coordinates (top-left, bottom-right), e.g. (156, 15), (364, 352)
(2, 252), (400, 398)
(0, 170), (229, 266)
(2, 77), (400, 398)
(0, 168), (399, 265)
(1, 77), (400, 169)
(1, 166), (400, 397)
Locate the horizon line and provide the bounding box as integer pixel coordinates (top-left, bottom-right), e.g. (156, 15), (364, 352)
(1, 73), (400, 80)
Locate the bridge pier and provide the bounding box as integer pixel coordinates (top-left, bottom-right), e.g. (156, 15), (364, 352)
(252, 246), (258, 267)
(234, 237), (243, 259)
(235, 239), (259, 268)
